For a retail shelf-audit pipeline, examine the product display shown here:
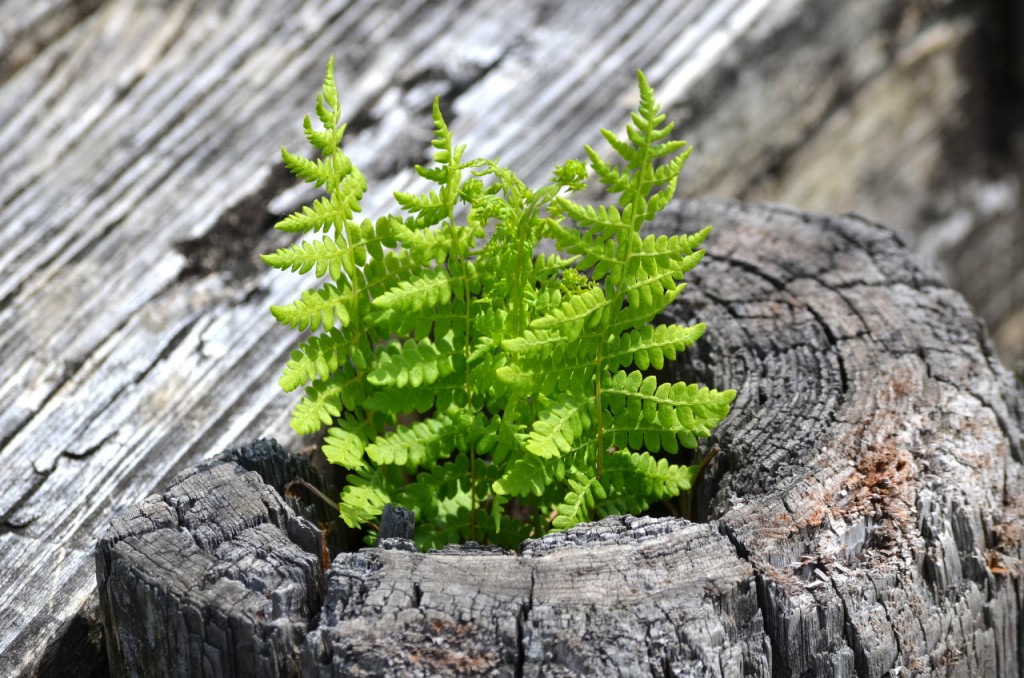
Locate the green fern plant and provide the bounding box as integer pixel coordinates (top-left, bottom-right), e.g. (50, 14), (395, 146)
(262, 57), (736, 549)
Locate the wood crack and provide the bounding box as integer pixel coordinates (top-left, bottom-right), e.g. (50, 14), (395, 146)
(174, 163), (296, 284)
(514, 569), (533, 678)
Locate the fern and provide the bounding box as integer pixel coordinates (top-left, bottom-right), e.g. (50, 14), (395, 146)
(263, 58), (735, 549)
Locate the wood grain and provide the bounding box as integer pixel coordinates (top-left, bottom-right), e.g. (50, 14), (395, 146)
(0, 0), (1017, 674)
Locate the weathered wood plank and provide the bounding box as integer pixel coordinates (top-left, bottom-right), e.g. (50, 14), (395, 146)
(0, 0), (1018, 674)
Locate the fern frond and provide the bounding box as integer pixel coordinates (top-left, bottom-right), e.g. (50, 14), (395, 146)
(361, 384), (438, 414)
(273, 179), (364, 233)
(398, 454), (475, 548)
(622, 271), (685, 310)
(371, 269), (452, 313)
(525, 395), (593, 459)
(270, 283), (353, 332)
(394, 189), (448, 229)
(500, 328), (563, 355)
(604, 323), (706, 371)
(266, 63), (734, 549)
(628, 229), (709, 280)
(280, 147), (330, 187)
(645, 152), (689, 216)
(316, 55), (342, 132)
(405, 457), (474, 523)
(261, 234), (347, 280)
(589, 70), (691, 212)
(590, 451), (698, 517)
(279, 328), (351, 392)
(366, 333), (457, 388)
(606, 287), (679, 336)
(547, 226), (623, 281)
(288, 57), (348, 167)
(361, 248), (421, 299)
(492, 450), (559, 498)
(535, 252), (579, 280)
(338, 468), (390, 528)
(365, 412), (463, 468)
(323, 417), (373, 470)
(303, 115), (345, 153)
(553, 199), (624, 241)
(583, 144), (629, 193)
(280, 147), (359, 194)
(602, 370), (736, 452)
(551, 472), (605, 530)
(529, 287), (607, 341)
(495, 350), (595, 396)
(427, 95), (461, 168)
(533, 286), (565, 315)
(391, 222), (457, 263)
(620, 248), (704, 309)
(290, 369), (364, 435)
(374, 308), (461, 341)
(604, 450), (699, 497)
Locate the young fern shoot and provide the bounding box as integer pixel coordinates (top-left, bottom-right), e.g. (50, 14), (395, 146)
(263, 57), (735, 549)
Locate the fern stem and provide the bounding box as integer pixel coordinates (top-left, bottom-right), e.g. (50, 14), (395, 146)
(594, 347), (606, 479)
(593, 115), (656, 479)
(511, 209), (528, 336)
(448, 202), (479, 542)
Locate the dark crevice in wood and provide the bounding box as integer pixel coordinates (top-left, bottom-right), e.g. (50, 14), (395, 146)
(0, 516), (36, 537)
(135, 314), (202, 386)
(0, 468), (48, 535)
(30, 606), (108, 678)
(220, 439), (344, 555)
(802, 301), (851, 396)
(514, 569), (534, 678)
(63, 431), (118, 461)
(948, 0), (1024, 160)
(175, 163), (296, 283)
(397, 41), (511, 122)
(0, 281), (21, 316)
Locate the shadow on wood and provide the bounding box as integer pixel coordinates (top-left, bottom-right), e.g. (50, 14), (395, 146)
(95, 199), (1024, 677)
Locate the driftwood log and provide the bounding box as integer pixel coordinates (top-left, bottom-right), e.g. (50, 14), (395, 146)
(2, 1), (1021, 675)
(96, 199), (1024, 677)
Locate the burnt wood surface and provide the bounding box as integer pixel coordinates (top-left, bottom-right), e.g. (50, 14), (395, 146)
(97, 199), (1024, 677)
(1, 0), (1021, 676)
(96, 441), (329, 678)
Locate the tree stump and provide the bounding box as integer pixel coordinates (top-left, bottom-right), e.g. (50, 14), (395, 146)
(95, 199), (1024, 677)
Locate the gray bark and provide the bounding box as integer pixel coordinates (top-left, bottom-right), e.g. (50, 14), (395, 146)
(2, 0), (1021, 675)
(97, 200), (1024, 677)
